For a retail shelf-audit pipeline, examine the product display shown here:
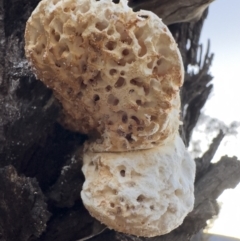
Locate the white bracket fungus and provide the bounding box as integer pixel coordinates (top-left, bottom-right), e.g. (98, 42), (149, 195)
(82, 135), (195, 237)
(25, 0), (195, 237)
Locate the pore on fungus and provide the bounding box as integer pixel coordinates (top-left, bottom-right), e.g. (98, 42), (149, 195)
(25, 0), (196, 237)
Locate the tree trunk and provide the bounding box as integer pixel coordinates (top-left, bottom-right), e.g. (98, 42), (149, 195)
(0, 0), (239, 241)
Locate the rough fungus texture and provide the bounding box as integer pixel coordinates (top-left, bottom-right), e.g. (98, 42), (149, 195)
(81, 134), (195, 237)
(2, 0), (239, 240)
(25, 0), (184, 152)
(24, 0), (195, 238)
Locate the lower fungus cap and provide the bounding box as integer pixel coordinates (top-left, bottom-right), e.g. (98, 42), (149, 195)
(81, 134), (195, 237)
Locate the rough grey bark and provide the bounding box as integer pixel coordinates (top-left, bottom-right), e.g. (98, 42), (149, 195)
(128, 0), (215, 25)
(0, 165), (51, 241)
(0, 0), (239, 241)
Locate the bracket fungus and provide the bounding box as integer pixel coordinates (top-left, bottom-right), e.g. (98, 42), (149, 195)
(25, 0), (196, 237)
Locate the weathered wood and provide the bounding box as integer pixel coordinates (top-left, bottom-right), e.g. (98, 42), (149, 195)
(0, 165), (51, 241)
(195, 130), (225, 181)
(0, 0), (5, 86)
(129, 0), (215, 25)
(46, 148), (85, 208)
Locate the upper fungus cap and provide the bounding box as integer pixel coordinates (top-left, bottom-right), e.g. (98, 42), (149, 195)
(25, 0), (184, 151)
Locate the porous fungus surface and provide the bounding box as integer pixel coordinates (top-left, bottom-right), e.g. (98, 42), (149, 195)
(81, 134), (195, 237)
(25, 0), (195, 237)
(25, 0), (184, 152)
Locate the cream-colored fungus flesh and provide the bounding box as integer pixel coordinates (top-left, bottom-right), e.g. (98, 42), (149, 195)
(25, 0), (184, 152)
(25, 0), (195, 237)
(82, 134), (195, 237)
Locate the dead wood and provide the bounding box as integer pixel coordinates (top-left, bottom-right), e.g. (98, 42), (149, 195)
(1, 1), (239, 241)
(129, 0), (214, 25)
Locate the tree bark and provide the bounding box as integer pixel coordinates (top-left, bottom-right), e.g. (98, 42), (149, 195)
(128, 0), (215, 25)
(1, 0), (239, 241)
